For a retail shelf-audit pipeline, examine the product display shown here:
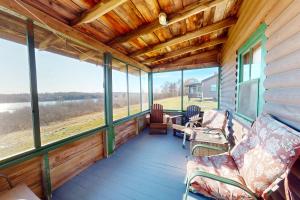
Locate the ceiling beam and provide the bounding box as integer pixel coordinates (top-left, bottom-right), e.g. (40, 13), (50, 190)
(108, 0), (226, 45)
(0, 0), (150, 72)
(151, 50), (219, 69)
(152, 62), (219, 72)
(79, 50), (98, 61)
(72, 0), (128, 25)
(142, 37), (227, 64)
(130, 17), (236, 57)
(38, 34), (61, 50)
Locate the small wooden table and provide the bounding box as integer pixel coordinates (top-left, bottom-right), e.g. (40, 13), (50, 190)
(188, 128), (228, 156)
(0, 184), (40, 200)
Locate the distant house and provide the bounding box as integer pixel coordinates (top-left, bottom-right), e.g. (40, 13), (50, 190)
(186, 74), (218, 101)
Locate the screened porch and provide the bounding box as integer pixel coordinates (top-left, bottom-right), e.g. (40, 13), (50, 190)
(0, 0), (300, 200)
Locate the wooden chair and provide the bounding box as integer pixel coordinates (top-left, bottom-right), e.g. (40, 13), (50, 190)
(185, 113), (300, 200)
(171, 105), (202, 137)
(149, 104), (168, 134)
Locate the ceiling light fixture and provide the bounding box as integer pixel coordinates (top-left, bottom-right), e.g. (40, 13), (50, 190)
(159, 12), (168, 26)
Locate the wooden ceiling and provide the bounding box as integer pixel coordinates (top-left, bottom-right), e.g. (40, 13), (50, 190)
(0, 0), (243, 71)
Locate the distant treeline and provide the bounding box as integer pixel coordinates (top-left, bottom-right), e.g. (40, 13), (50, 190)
(0, 92), (104, 103)
(0, 100), (103, 134)
(0, 92), (147, 103)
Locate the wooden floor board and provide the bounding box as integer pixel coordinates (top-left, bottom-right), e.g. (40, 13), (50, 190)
(53, 128), (209, 200)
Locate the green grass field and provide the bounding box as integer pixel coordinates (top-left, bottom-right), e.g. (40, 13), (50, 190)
(0, 96), (217, 160)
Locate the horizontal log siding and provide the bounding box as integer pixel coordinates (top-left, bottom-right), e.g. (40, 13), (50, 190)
(264, 0), (300, 131)
(220, 0), (278, 116)
(220, 62), (236, 112)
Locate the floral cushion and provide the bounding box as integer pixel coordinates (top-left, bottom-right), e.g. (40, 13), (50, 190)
(202, 110), (227, 131)
(187, 153), (252, 199)
(231, 113), (300, 196)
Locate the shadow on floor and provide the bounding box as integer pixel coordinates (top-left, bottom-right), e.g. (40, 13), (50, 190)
(53, 128), (209, 200)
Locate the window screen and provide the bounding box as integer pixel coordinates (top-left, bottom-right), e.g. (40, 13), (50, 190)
(237, 79), (259, 120)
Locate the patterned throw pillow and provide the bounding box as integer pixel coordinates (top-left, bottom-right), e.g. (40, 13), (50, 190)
(202, 110), (227, 130)
(231, 113), (300, 196)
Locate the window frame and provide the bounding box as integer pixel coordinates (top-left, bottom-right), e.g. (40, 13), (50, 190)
(0, 19), (150, 165)
(111, 56), (150, 124)
(152, 66), (221, 112)
(236, 23), (267, 122)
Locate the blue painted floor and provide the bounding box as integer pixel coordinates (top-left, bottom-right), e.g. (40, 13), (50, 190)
(53, 128), (209, 200)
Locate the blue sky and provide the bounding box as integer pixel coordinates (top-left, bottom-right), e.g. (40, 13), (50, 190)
(0, 38), (217, 94)
(1, 39), (118, 94)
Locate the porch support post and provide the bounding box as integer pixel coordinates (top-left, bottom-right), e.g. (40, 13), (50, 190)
(148, 72), (153, 108)
(139, 69), (142, 111)
(126, 64), (130, 115)
(104, 52), (115, 155)
(217, 66), (221, 110)
(26, 19), (41, 148)
(42, 153), (52, 200)
(181, 69), (184, 112)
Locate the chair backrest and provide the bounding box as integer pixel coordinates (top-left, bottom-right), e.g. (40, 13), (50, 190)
(186, 105), (201, 119)
(225, 112), (250, 149)
(231, 113), (300, 197)
(202, 110), (227, 130)
(150, 104), (164, 123)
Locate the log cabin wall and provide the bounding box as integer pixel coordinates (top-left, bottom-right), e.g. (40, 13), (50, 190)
(220, 0), (300, 130)
(220, 0), (300, 198)
(220, 0), (279, 116)
(264, 0), (300, 131)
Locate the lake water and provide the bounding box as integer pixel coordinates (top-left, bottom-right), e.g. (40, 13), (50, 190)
(0, 99), (99, 113)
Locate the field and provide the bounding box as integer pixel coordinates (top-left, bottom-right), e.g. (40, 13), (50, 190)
(0, 96), (217, 160)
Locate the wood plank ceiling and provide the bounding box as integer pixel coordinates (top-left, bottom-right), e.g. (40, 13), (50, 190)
(3, 0), (243, 70)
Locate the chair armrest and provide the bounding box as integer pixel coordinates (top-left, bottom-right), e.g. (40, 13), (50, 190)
(169, 115), (183, 119)
(185, 170), (257, 200)
(0, 173), (13, 189)
(189, 116), (202, 123)
(191, 144), (227, 155)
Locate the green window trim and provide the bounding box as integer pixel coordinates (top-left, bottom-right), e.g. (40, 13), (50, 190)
(152, 65), (221, 112)
(236, 23), (267, 122)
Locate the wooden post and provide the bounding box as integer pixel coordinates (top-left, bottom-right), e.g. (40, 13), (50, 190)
(218, 66), (221, 110)
(148, 72), (153, 108)
(42, 154), (52, 200)
(126, 64), (130, 116)
(104, 52), (115, 155)
(139, 69), (142, 112)
(181, 69), (184, 112)
(26, 19), (41, 148)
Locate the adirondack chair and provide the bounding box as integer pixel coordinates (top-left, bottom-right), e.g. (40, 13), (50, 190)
(185, 113), (300, 200)
(171, 105), (202, 137)
(149, 104), (168, 134)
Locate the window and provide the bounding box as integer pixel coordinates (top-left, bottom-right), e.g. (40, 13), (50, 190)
(237, 24), (266, 121)
(36, 51), (105, 145)
(128, 65), (141, 115)
(153, 71), (182, 110)
(0, 38), (34, 160)
(183, 68), (218, 111)
(112, 59), (128, 121)
(210, 84), (217, 92)
(141, 71), (149, 111)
